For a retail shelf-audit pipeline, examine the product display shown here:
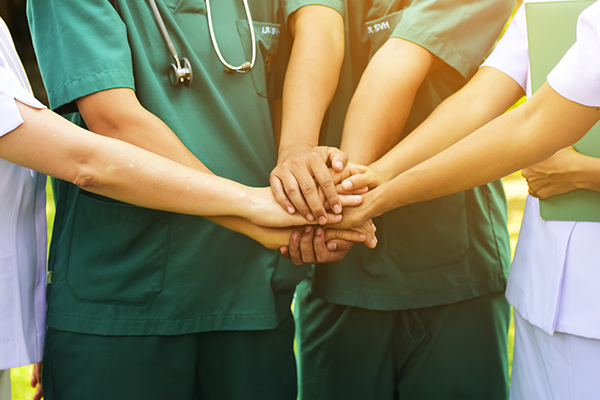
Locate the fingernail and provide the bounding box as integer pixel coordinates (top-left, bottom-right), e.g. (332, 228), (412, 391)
(306, 213), (314, 221)
(319, 216), (328, 225)
(287, 206), (295, 214)
(305, 226), (312, 233)
(327, 242), (337, 251)
(360, 234), (366, 240)
(333, 204), (342, 214)
(342, 180), (352, 190)
(335, 160), (344, 170)
(354, 195), (362, 201)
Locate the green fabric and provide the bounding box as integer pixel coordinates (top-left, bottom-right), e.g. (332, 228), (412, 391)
(27, 0), (312, 335)
(43, 313), (297, 400)
(284, 0), (344, 16)
(295, 279), (510, 400)
(314, 0), (514, 310)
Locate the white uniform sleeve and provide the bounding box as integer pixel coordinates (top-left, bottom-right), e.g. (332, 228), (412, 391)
(0, 68), (45, 137)
(0, 18), (46, 137)
(481, 4), (529, 91)
(548, 2), (600, 107)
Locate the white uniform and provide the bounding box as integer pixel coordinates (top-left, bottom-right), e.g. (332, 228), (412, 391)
(482, 1), (600, 399)
(0, 17), (47, 399)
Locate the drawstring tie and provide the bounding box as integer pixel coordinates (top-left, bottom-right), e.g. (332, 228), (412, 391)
(402, 309), (426, 344)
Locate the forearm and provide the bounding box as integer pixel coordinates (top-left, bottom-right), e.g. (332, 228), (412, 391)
(2, 104), (261, 218)
(367, 82), (600, 216)
(340, 38), (439, 164)
(369, 67), (525, 182)
(278, 5), (344, 157)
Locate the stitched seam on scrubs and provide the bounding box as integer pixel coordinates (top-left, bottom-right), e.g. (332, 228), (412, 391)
(49, 70), (134, 93)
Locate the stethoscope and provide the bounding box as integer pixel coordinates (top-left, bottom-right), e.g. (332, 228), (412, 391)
(148, 0), (257, 88)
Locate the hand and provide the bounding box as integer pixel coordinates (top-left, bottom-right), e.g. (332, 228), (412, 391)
(270, 144), (348, 224)
(280, 220), (377, 265)
(246, 187), (363, 228)
(335, 162), (382, 194)
(31, 362), (43, 400)
(522, 147), (584, 199)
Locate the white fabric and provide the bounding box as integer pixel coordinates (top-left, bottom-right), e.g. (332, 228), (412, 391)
(0, 17), (47, 370)
(483, 0), (600, 340)
(510, 310), (600, 400)
(548, 1), (600, 107)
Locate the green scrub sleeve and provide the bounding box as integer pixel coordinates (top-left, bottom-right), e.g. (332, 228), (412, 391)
(283, 0), (344, 20)
(389, 0), (514, 78)
(27, 0), (135, 113)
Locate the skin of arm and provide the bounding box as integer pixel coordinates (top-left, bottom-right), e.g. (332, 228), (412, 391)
(337, 82), (600, 228)
(270, 5), (347, 223)
(2, 102), (377, 250)
(282, 36), (450, 264)
(339, 37), (444, 164)
(522, 146), (600, 198)
(75, 89), (375, 247)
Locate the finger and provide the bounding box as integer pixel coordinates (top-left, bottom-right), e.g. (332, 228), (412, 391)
(338, 194), (364, 207)
(288, 230), (305, 266)
(279, 245), (290, 259)
(291, 161), (328, 223)
(312, 227), (347, 263)
(299, 226), (317, 264)
(341, 174), (372, 193)
(324, 239), (356, 254)
(528, 187), (538, 198)
(310, 156), (343, 215)
(328, 148), (349, 172)
(270, 174), (296, 214)
(324, 229), (367, 243)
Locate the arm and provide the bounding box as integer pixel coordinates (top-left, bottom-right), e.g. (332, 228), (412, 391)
(74, 88), (348, 245)
(340, 38), (443, 163)
(0, 101), (318, 227)
(522, 146), (600, 198)
(338, 82), (600, 227)
(270, 5), (346, 223)
(344, 67), (525, 188)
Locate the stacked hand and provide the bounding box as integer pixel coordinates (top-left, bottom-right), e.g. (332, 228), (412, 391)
(270, 146), (384, 264)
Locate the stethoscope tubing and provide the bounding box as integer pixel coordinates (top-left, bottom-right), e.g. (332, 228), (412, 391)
(205, 0), (257, 74)
(148, 0), (257, 87)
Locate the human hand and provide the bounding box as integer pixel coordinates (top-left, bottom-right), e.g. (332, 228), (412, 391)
(270, 144), (348, 224)
(247, 187), (363, 228)
(522, 147), (585, 199)
(31, 362), (43, 400)
(335, 162), (383, 194)
(280, 219), (377, 265)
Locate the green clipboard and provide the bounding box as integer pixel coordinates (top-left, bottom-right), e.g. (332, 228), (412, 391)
(527, 0), (600, 222)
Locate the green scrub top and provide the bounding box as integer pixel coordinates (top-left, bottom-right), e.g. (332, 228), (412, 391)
(312, 0), (515, 311)
(27, 0), (335, 336)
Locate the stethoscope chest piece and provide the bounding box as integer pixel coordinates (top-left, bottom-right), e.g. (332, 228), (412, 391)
(169, 57), (193, 87)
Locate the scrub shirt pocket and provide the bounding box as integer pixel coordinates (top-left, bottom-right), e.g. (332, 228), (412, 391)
(0, 256), (14, 341)
(383, 192), (469, 270)
(65, 192), (171, 305)
(365, 10), (404, 58)
(237, 20), (281, 98)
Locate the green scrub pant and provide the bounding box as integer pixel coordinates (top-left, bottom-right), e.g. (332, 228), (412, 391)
(42, 312), (297, 400)
(295, 280), (510, 400)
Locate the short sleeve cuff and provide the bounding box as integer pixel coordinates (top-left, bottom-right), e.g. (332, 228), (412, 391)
(283, 0), (344, 20)
(548, 47), (600, 107)
(0, 71), (46, 136)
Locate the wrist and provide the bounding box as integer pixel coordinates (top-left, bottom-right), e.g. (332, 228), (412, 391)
(277, 140), (315, 161)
